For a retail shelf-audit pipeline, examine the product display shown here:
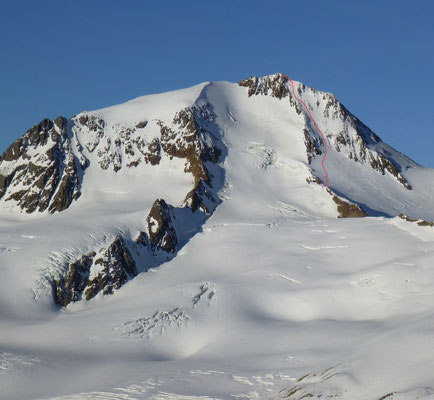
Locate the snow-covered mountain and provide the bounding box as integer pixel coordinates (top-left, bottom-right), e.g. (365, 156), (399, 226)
(1, 74), (434, 400)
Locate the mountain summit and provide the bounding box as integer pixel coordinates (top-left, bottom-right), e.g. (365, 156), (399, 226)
(1, 73), (433, 304)
(1, 75), (434, 400)
(0, 74), (429, 220)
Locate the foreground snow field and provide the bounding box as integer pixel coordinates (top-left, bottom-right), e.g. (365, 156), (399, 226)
(1, 74), (434, 399)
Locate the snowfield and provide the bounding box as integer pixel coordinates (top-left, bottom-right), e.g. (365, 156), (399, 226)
(1, 75), (434, 400)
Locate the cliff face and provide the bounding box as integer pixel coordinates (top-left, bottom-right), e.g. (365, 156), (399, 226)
(53, 235), (138, 307)
(0, 117), (85, 213)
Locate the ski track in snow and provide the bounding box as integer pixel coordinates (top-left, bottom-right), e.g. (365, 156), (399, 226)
(299, 244), (349, 250)
(275, 273), (301, 284)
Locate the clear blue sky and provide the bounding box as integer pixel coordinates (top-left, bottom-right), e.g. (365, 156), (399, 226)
(1, 0), (433, 166)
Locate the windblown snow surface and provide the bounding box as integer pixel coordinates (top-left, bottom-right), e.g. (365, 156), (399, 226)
(2, 76), (434, 400)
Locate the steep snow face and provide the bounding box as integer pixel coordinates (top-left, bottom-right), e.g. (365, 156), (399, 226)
(282, 79), (423, 216)
(1, 74), (434, 400)
(235, 74), (434, 220)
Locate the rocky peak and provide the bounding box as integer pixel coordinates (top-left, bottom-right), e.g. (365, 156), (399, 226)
(1, 119), (53, 163)
(238, 74), (289, 99)
(237, 74), (413, 190)
(238, 74), (302, 114)
(0, 117), (85, 213)
(260, 77), (415, 190)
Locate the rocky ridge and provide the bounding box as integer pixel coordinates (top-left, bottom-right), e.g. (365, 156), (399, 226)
(0, 117), (85, 213)
(238, 74), (413, 191)
(399, 213), (434, 227)
(53, 235), (138, 306)
(51, 103), (223, 306)
(73, 114), (160, 171)
(158, 104), (221, 213)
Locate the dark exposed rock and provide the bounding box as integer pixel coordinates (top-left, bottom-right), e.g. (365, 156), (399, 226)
(238, 74), (289, 99)
(85, 236), (137, 300)
(53, 252), (95, 307)
(147, 199), (178, 253)
(306, 175), (322, 185)
(327, 189), (366, 218)
(184, 179), (216, 214)
(238, 74), (301, 114)
(159, 108), (220, 175)
(75, 113), (160, 171)
(323, 95), (350, 122)
(303, 129), (322, 164)
(1, 119), (52, 163)
(158, 104), (221, 212)
(76, 114), (106, 154)
(97, 136), (122, 171)
(135, 120), (148, 129)
(143, 138), (161, 165)
(378, 394), (395, 400)
(320, 95), (412, 190)
(78, 114), (105, 133)
(306, 174), (364, 217)
(135, 231), (149, 247)
(0, 117), (85, 213)
(53, 236), (138, 307)
(51, 104), (224, 305)
(399, 214), (434, 227)
(369, 153), (412, 190)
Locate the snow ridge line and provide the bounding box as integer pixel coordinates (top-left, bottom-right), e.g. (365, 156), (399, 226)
(281, 73), (329, 187)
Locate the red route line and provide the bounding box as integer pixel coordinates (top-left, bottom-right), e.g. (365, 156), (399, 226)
(281, 74), (328, 188)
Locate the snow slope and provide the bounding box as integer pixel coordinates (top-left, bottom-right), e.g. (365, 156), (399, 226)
(1, 74), (434, 400)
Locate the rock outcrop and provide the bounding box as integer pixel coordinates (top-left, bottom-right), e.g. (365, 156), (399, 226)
(303, 128), (323, 163)
(53, 235), (138, 307)
(72, 104), (222, 214)
(239, 74), (412, 191)
(0, 117), (85, 213)
(51, 103), (224, 306)
(304, 85), (413, 190)
(238, 74), (302, 113)
(399, 214), (434, 227)
(147, 199), (178, 254)
(53, 198), (183, 307)
(330, 192), (366, 218)
(158, 104), (221, 214)
(73, 114), (161, 171)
